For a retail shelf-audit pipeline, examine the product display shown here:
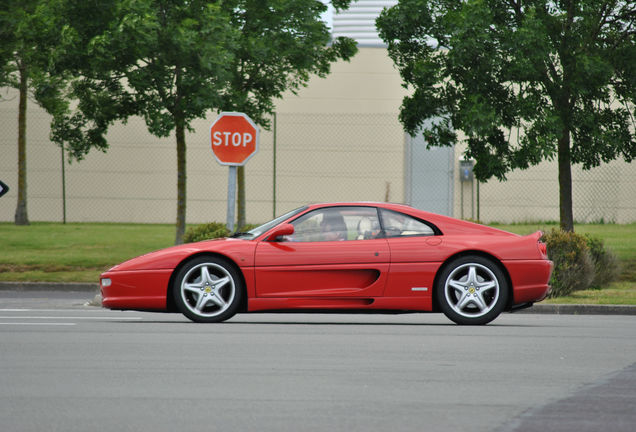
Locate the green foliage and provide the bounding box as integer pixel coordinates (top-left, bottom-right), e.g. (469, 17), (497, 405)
(183, 223), (230, 243)
(50, 0), (236, 158)
(51, 0), (358, 149)
(182, 222), (261, 243)
(542, 229), (620, 297)
(241, 224), (260, 232)
(0, 0), (71, 112)
(50, 0), (357, 244)
(377, 0), (636, 173)
(377, 0), (636, 230)
(543, 229), (594, 298)
(585, 234), (621, 289)
(208, 0), (358, 229)
(1, 0), (75, 226)
(220, 0), (357, 128)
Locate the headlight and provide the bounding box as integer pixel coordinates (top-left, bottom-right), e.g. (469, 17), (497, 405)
(101, 278), (112, 287)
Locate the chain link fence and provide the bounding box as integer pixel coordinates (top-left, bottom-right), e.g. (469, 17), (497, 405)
(1, 100), (635, 225)
(469, 159), (634, 224)
(0, 109), (406, 225)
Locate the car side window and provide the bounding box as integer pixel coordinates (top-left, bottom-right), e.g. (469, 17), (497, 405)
(379, 209), (435, 237)
(288, 207), (381, 242)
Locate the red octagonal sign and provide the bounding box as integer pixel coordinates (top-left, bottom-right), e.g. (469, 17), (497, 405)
(210, 112), (259, 166)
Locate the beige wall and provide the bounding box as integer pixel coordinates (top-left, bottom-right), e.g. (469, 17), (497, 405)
(0, 48), (408, 225)
(1, 47), (635, 225)
(278, 47), (407, 114)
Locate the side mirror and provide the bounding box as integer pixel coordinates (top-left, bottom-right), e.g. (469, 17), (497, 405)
(267, 223), (294, 241)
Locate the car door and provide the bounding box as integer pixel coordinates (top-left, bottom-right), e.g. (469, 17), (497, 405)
(254, 206), (390, 297)
(380, 208), (444, 299)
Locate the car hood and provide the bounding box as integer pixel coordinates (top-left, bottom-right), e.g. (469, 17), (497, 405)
(106, 237), (256, 272)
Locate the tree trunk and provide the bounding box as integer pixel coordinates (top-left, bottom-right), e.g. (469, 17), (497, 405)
(237, 165), (245, 230)
(558, 130), (574, 232)
(175, 120), (186, 244)
(15, 66), (29, 226)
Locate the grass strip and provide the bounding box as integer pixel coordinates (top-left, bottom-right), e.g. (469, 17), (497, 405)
(2, 221), (635, 304)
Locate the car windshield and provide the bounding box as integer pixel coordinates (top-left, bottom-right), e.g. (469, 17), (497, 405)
(233, 206), (308, 239)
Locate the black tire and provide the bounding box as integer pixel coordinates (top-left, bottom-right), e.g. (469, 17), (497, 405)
(436, 255), (508, 325)
(172, 256), (243, 323)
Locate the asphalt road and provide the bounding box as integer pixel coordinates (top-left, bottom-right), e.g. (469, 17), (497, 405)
(1, 291), (635, 432)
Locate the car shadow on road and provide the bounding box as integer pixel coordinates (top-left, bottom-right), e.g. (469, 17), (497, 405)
(121, 317), (543, 327)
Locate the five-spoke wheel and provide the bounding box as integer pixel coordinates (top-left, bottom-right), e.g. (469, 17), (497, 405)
(436, 256), (508, 325)
(173, 256), (243, 323)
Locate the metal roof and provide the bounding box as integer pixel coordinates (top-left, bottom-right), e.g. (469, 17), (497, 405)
(331, 0), (398, 47)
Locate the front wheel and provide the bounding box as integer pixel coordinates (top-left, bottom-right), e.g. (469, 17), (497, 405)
(173, 256), (243, 323)
(436, 256), (508, 325)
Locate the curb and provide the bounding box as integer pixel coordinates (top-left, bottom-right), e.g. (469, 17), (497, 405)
(0, 281), (99, 292)
(519, 303), (636, 316)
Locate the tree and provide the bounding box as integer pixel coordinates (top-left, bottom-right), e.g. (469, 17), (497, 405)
(54, 0), (357, 243)
(0, 0), (69, 225)
(377, 0), (636, 231)
(52, 0), (237, 244)
(219, 0), (357, 230)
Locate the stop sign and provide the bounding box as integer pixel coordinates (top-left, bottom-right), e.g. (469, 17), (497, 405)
(210, 112), (259, 166)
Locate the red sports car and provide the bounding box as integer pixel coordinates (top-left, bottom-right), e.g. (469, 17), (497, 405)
(100, 202), (552, 325)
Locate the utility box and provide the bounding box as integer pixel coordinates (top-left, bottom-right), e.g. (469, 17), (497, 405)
(459, 159), (474, 182)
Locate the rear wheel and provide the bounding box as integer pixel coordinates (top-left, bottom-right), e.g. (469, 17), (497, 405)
(436, 255), (508, 325)
(173, 256), (243, 323)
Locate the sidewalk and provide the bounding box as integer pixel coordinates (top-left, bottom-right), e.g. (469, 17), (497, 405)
(1, 281), (636, 315)
(0, 281), (99, 292)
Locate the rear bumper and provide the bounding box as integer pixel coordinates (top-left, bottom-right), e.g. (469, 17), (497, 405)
(100, 269), (172, 311)
(503, 259), (553, 305)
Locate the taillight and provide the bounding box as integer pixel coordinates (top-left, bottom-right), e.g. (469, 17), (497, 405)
(538, 241), (548, 258)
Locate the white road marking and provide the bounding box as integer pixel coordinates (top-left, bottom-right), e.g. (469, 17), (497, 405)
(0, 309), (115, 312)
(0, 316), (143, 320)
(0, 322), (76, 326)
(0, 309), (36, 312)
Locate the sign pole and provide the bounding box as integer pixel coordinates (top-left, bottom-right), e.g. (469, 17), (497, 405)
(273, 112), (277, 219)
(210, 112), (259, 234)
(61, 146), (67, 224)
(226, 166), (237, 232)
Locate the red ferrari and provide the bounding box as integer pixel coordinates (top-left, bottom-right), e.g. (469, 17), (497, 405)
(100, 202), (552, 325)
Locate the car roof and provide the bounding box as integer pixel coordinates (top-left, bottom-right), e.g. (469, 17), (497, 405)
(307, 202), (414, 211)
(302, 202), (515, 237)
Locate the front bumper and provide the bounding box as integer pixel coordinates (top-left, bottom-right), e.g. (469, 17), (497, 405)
(100, 269), (172, 311)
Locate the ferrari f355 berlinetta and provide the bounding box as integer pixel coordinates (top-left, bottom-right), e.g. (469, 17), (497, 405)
(100, 202), (552, 325)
